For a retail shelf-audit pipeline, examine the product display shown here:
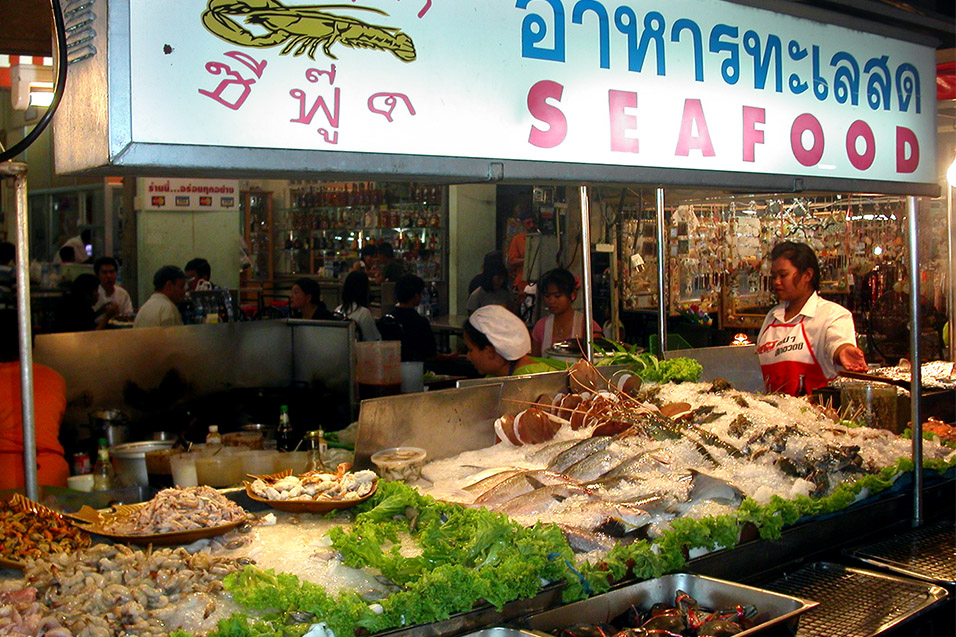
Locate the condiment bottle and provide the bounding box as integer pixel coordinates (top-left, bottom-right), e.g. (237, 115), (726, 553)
(92, 438), (115, 491)
(277, 405), (294, 452)
(206, 425), (222, 447)
(303, 429), (327, 472)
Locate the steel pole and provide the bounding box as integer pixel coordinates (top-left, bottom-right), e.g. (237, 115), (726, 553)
(948, 184), (955, 362)
(2, 162), (38, 500)
(656, 187), (667, 355)
(579, 185), (594, 361)
(906, 196), (922, 526)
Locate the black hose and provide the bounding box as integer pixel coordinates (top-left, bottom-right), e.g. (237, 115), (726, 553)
(0, 0), (67, 164)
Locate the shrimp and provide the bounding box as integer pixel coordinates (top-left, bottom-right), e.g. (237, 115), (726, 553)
(202, 0), (416, 62)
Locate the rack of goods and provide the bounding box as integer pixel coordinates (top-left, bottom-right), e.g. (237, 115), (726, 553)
(277, 181), (446, 283)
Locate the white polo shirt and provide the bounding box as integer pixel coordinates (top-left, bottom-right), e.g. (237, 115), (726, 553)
(133, 292), (183, 328)
(93, 284), (134, 315)
(757, 292), (858, 381)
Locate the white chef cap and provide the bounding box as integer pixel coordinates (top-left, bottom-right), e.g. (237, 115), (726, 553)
(467, 305), (531, 361)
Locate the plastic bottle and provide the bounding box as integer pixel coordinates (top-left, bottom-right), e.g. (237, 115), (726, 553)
(92, 438), (115, 491)
(420, 285), (431, 317)
(206, 425), (222, 447)
(277, 405), (294, 452)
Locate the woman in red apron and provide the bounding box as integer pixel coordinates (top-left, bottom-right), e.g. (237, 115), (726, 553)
(757, 242), (868, 396)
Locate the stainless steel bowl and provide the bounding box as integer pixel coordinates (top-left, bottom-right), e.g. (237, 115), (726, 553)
(89, 409), (131, 446)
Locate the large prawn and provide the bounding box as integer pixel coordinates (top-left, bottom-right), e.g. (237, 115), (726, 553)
(202, 0), (416, 62)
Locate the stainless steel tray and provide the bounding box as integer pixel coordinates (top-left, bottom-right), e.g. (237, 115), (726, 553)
(463, 629), (551, 637)
(763, 562), (949, 636)
(845, 521), (956, 586)
(520, 573), (817, 636)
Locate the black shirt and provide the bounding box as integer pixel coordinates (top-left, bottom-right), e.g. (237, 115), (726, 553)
(390, 306), (436, 362)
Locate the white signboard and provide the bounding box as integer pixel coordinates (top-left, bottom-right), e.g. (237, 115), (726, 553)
(137, 178), (240, 211)
(127, 0), (936, 184)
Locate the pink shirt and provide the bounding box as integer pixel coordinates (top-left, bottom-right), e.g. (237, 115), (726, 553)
(532, 311), (602, 354)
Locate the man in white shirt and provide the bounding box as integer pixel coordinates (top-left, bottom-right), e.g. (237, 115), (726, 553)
(92, 257), (133, 326)
(53, 229), (91, 264)
(133, 266), (187, 328)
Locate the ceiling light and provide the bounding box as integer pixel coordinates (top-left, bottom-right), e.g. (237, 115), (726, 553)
(11, 64), (54, 110)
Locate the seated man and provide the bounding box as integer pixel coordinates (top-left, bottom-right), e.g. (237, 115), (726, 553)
(133, 265), (187, 328)
(388, 274), (436, 362)
(92, 256), (134, 326)
(185, 257), (216, 291)
(0, 310), (69, 489)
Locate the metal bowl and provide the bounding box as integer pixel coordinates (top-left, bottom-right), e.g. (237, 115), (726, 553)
(89, 409), (131, 446)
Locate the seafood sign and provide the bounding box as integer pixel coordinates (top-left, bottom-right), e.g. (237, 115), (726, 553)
(201, 0), (416, 62)
(100, 0), (939, 185)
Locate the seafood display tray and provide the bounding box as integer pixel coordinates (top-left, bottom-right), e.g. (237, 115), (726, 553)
(520, 573), (816, 636)
(762, 562), (949, 636)
(845, 521), (956, 585)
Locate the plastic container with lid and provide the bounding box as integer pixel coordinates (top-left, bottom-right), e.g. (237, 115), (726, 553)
(370, 447), (427, 482)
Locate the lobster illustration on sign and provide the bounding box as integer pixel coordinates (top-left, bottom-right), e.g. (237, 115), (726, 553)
(202, 0), (417, 62)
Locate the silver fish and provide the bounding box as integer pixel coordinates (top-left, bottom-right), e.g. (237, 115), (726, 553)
(473, 470), (577, 506)
(688, 469), (744, 505)
(556, 523), (618, 553)
(463, 468), (521, 494)
(495, 483), (593, 516)
(562, 499), (652, 532)
(547, 436), (614, 473)
(601, 449), (670, 480)
(528, 439), (579, 464)
(565, 448), (632, 481)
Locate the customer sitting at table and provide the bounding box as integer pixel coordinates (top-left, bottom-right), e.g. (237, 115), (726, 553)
(53, 273), (111, 333)
(465, 259), (514, 315)
(290, 277), (333, 320)
(335, 271), (381, 341)
(92, 256), (134, 326)
(463, 305), (552, 376)
(389, 274), (436, 362)
(0, 309), (69, 490)
(185, 257), (216, 291)
(133, 265), (187, 328)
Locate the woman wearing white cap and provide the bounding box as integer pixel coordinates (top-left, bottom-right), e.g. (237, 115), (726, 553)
(463, 305), (553, 376)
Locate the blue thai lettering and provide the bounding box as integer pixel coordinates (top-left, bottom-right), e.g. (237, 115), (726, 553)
(671, 18), (703, 82)
(614, 7), (666, 75)
(895, 63), (920, 113)
(811, 46), (828, 101)
(517, 0), (566, 63)
(863, 56), (891, 111)
(787, 40), (808, 94)
(830, 51), (860, 106)
(572, 1), (610, 69)
(743, 30), (782, 92)
(708, 24), (739, 85)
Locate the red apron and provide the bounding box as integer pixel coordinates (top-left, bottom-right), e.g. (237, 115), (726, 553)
(757, 316), (829, 396)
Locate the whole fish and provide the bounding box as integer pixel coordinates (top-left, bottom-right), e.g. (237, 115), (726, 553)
(462, 468), (521, 494)
(547, 436), (614, 473)
(495, 483), (593, 516)
(473, 470), (577, 506)
(601, 448), (670, 480)
(528, 439), (578, 464)
(688, 469), (744, 505)
(561, 499), (653, 532)
(556, 523), (618, 553)
(564, 447), (633, 481)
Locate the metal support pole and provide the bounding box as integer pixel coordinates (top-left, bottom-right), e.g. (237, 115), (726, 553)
(948, 184), (955, 362)
(906, 196), (922, 527)
(2, 162), (38, 500)
(656, 187), (667, 355)
(578, 185), (594, 362)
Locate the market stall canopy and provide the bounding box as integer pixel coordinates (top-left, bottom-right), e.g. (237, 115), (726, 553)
(52, 0), (949, 195)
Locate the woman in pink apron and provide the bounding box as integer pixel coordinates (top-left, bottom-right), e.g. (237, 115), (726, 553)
(757, 242), (867, 396)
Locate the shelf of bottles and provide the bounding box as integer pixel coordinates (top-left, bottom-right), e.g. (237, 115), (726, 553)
(275, 182), (445, 282)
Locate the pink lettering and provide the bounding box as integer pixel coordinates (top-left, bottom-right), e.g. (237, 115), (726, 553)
(845, 120), (875, 170)
(368, 93), (416, 122)
(675, 99), (715, 157)
(224, 51), (266, 78)
(198, 61), (256, 111)
(895, 126), (919, 173)
(790, 113), (824, 166)
(608, 90), (639, 153)
(527, 80), (567, 149)
(306, 64), (336, 85)
(290, 87), (341, 128)
(742, 106), (765, 163)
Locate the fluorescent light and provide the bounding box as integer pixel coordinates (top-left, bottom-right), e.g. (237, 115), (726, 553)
(947, 154), (956, 188)
(11, 64), (54, 110)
